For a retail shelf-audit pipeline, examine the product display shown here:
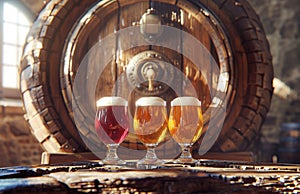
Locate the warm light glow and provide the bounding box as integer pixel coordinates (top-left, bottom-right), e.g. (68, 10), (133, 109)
(2, 2), (32, 89)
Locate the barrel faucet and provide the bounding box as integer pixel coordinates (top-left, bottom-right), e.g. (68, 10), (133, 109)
(145, 66), (156, 91)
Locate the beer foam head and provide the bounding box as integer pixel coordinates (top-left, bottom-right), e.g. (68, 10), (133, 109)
(171, 96), (201, 106)
(96, 96), (128, 107)
(136, 97), (166, 106)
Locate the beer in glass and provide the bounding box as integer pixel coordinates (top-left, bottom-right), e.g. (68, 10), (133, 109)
(95, 96), (129, 164)
(168, 96), (203, 163)
(134, 97), (168, 167)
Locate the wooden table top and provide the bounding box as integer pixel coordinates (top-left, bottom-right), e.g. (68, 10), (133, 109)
(1, 160), (300, 193)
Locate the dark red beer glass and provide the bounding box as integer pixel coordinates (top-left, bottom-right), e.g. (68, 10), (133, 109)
(95, 96), (129, 164)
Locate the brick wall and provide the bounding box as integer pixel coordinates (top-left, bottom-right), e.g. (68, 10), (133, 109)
(0, 106), (43, 167)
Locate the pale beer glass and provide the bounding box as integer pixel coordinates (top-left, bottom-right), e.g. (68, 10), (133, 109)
(168, 97), (203, 163)
(134, 97), (168, 166)
(95, 96), (129, 164)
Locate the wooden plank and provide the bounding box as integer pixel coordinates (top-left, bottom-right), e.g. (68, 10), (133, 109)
(41, 152), (99, 165)
(22, 91), (38, 119)
(0, 177), (63, 192)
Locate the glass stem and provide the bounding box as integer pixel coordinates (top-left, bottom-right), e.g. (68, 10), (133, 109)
(180, 146), (192, 159)
(145, 147), (157, 160)
(106, 144), (119, 160)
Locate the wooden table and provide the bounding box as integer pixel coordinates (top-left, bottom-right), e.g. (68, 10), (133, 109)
(1, 160), (300, 193)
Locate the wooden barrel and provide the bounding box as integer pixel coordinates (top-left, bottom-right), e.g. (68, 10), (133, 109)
(278, 123), (300, 163)
(19, 0), (273, 157)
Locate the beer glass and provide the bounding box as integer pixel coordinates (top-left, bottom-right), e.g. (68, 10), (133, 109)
(134, 97), (168, 166)
(95, 96), (129, 164)
(168, 97), (203, 163)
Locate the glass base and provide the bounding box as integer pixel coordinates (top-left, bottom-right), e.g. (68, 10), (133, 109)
(137, 157), (164, 166)
(173, 157), (196, 164)
(136, 146), (164, 168)
(103, 158), (126, 165)
(136, 163), (162, 169)
(103, 144), (126, 165)
(137, 158), (164, 169)
(174, 145), (195, 164)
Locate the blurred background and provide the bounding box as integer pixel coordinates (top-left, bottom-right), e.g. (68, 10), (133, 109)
(0, 0), (299, 167)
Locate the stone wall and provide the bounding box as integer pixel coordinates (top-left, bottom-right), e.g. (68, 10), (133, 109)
(0, 106), (43, 167)
(248, 0), (300, 162)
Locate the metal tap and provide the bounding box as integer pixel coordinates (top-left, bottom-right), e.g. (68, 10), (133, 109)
(145, 66), (156, 91)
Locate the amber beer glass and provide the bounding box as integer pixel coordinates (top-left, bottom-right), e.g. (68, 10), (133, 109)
(134, 97), (168, 166)
(95, 96), (129, 164)
(168, 96), (203, 163)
